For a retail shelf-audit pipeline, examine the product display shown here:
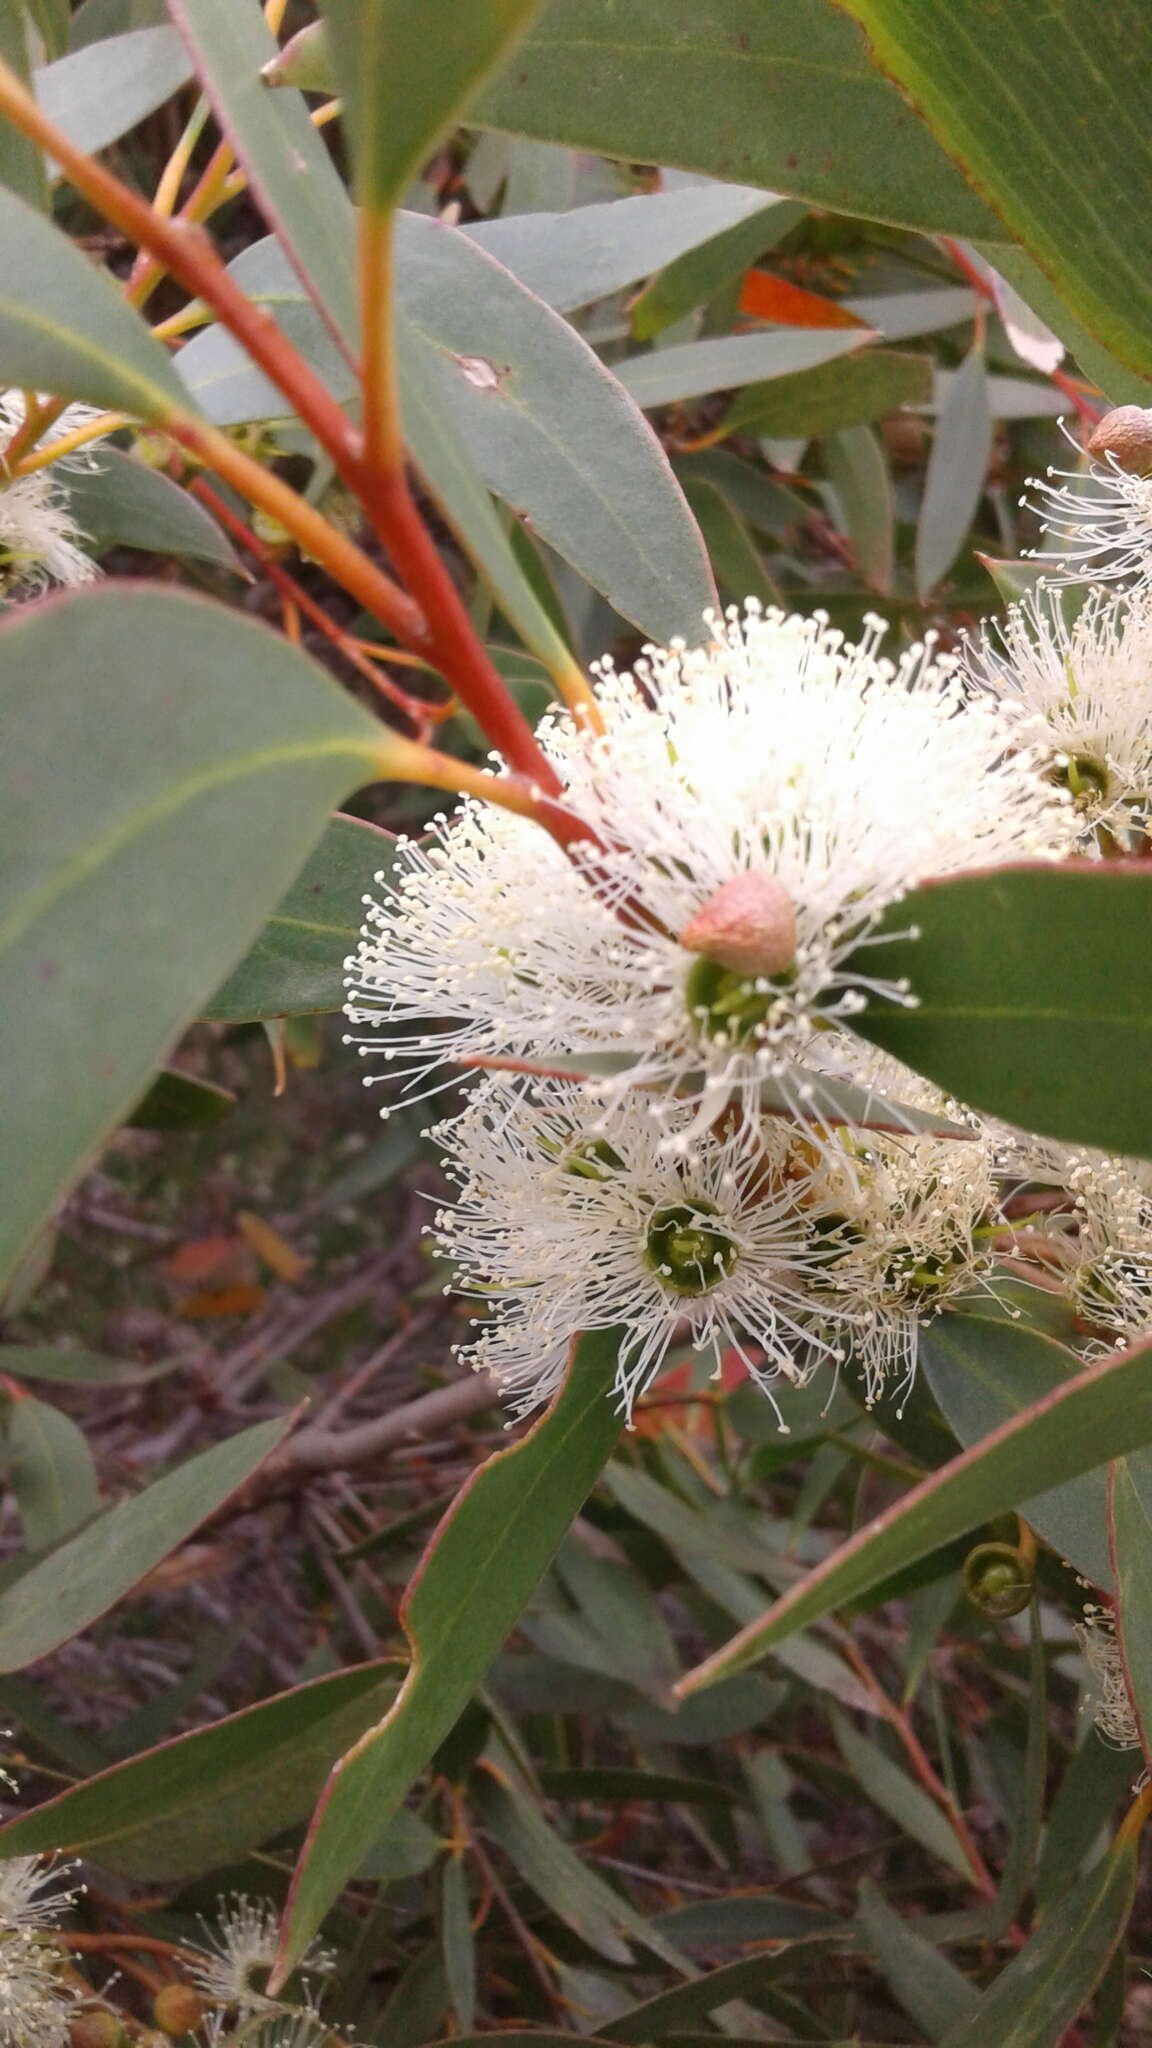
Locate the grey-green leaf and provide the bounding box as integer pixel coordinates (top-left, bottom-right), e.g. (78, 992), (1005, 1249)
(2, 1395), (100, 1549)
(320, 0), (544, 213)
(0, 585), (383, 1290)
(915, 341), (991, 597)
(0, 1660), (398, 1877)
(0, 183), (189, 417)
(56, 446), (240, 569)
(0, 1417), (289, 1671)
(472, 0), (1001, 240)
(937, 1828), (1139, 2046)
(36, 26), (192, 157)
(204, 812), (395, 1022)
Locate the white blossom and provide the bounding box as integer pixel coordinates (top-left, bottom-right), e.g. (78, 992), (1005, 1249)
(1077, 1606), (1143, 1751)
(965, 585), (1152, 836)
(0, 393), (110, 596)
(795, 1048), (1005, 1407)
(994, 1129), (1152, 1350)
(1025, 440), (1152, 589)
(0, 1930), (74, 2048)
(430, 1076), (852, 1422)
(347, 603), (1073, 1143)
(0, 1857), (79, 1935)
(190, 1896), (334, 2014)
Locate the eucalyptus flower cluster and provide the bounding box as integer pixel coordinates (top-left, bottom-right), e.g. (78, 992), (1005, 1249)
(346, 397), (1152, 1425)
(349, 587), (1152, 1422)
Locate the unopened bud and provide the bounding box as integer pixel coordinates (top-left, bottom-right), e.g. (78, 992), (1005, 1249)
(679, 872), (797, 979)
(69, 2015), (122, 2048)
(1086, 405), (1152, 477)
(152, 1984), (207, 2036)
(962, 1540), (1033, 1618)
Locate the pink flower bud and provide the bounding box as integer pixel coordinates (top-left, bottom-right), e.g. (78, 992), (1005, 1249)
(678, 872), (797, 978)
(1086, 405), (1152, 477)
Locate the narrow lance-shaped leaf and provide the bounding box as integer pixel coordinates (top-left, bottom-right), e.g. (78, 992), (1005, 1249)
(0, 1661), (399, 1879)
(320, 0), (545, 212)
(169, 0), (358, 347)
(935, 1808), (1143, 2047)
(0, 585), (386, 1290)
(0, 1417), (289, 1672)
(847, 862), (1152, 1162)
(676, 1317), (1152, 1693)
(921, 1313), (1113, 1589)
(273, 1330), (624, 1983)
(915, 338), (991, 597)
(834, 0), (1152, 381)
(35, 27), (193, 161)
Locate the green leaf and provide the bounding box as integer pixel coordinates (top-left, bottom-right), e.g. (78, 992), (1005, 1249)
(0, 1416), (288, 1672)
(204, 812), (394, 1021)
(473, 0), (1001, 239)
(726, 349), (932, 439)
(56, 446), (239, 569)
(359, 1807), (445, 1880)
(320, 0), (543, 212)
(823, 424), (894, 595)
(395, 213), (717, 643)
(915, 341), (991, 597)
(170, 0), (358, 342)
(0, 1345), (177, 1388)
(35, 26), (192, 157)
(540, 1767), (739, 1810)
(0, 585), (383, 1291)
(676, 1319), (1152, 1691)
(2, 1394), (100, 1549)
(0, 0), (47, 209)
(468, 185), (787, 313)
(833, 0), (1152, 382)
(1035, 1733), (1133, 1914)
(858, 1882), (979, 2040)
(936, 1825), (1140, 2046)
(848, 863), (1152, 1160)
(274, 1330), (624, 1981)
(630, 199), (804, 340)
(0, 1661), (397, 1878)
(679, 476), (777, 610)
(441, 1855), (476, 2032)
(832, 1711), (973, 1881)
(989, 1602), (1048, 1935)
(126, 1067), (236, 1130)
(472, 1769), (634, 1966)
(69, 0), (168, 43)
(921, 1314), (1113, 1588)
(603, 1935), (843, 2042)
(0, 184), (189, 418)
(180, 220), (718, 646)
(616, 329), (870, 410)
(977, 242), (1152, 411)
(25, 0), (67, 59)
(1107, 1460), (1152, 1768)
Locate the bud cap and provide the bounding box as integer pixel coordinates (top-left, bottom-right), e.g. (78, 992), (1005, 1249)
(678, 871), (798, 978)
(1086, 405), (1152, 477)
